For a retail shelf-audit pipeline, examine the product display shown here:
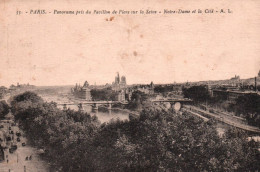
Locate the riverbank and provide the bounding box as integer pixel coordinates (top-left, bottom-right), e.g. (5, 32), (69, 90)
(97, 104), (140, 116)
(110, 107), (140, 116)
(97, 105), (140, 120)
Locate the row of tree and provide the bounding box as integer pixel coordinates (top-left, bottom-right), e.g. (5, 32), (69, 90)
(154, 85), (174, 94)
(90, 87), (118, 101)
(11, 91), (260, 171)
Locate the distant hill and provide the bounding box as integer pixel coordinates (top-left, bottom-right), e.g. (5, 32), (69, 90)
(186, 76), (260, 86)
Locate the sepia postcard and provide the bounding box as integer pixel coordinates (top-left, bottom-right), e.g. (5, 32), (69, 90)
(0, 0), (260, 171)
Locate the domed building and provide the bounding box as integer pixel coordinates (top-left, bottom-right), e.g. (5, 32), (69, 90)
(112, 72), (127, 91)
(121, 76), (126, 85)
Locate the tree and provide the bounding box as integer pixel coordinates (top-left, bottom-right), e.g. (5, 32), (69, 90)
(11, 91), (44, 122)
(90, 87), (117, 101)
(154, 85), (173, 93)
(234, 94), (260, 127)
(126, 90), (149, 110)
(183, 86), (210, 103)
(10, 91), (101, 171)
(11, 91), (43, 104)
(0, 100), (9, 118)
(84, 108), (260, 171)
(10, 92), (260, 171)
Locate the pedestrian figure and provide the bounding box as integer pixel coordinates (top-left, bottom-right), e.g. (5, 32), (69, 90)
(25, 156), (28, 160)
(7, 159), (9, 163)
(29, 155), (32, 160)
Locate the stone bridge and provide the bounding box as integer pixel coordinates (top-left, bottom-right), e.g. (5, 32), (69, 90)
(57, 101), (128, 110)
(151, 98), (193, 111)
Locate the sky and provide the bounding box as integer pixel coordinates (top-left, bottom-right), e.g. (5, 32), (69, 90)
(0, 0), (260, 86)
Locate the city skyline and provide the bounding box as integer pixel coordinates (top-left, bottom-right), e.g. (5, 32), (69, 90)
(2, 70), (260, 87)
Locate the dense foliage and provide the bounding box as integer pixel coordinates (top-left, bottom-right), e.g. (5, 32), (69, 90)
(11, 92), (100, 170)
(154, 85), (173, 94)
(11, 92), (260, 171)
(183, 86), (210, 103)
(234, 94), (260, 128)
(0, 100), (9, 119)
(126, 90), (150, 111)
(90, 87), (118, 101)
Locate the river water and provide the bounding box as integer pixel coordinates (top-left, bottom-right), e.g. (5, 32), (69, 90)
(57, 104), (129, 123)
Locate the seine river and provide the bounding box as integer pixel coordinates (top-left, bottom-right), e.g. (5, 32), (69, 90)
(58, 104), (129, 123)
